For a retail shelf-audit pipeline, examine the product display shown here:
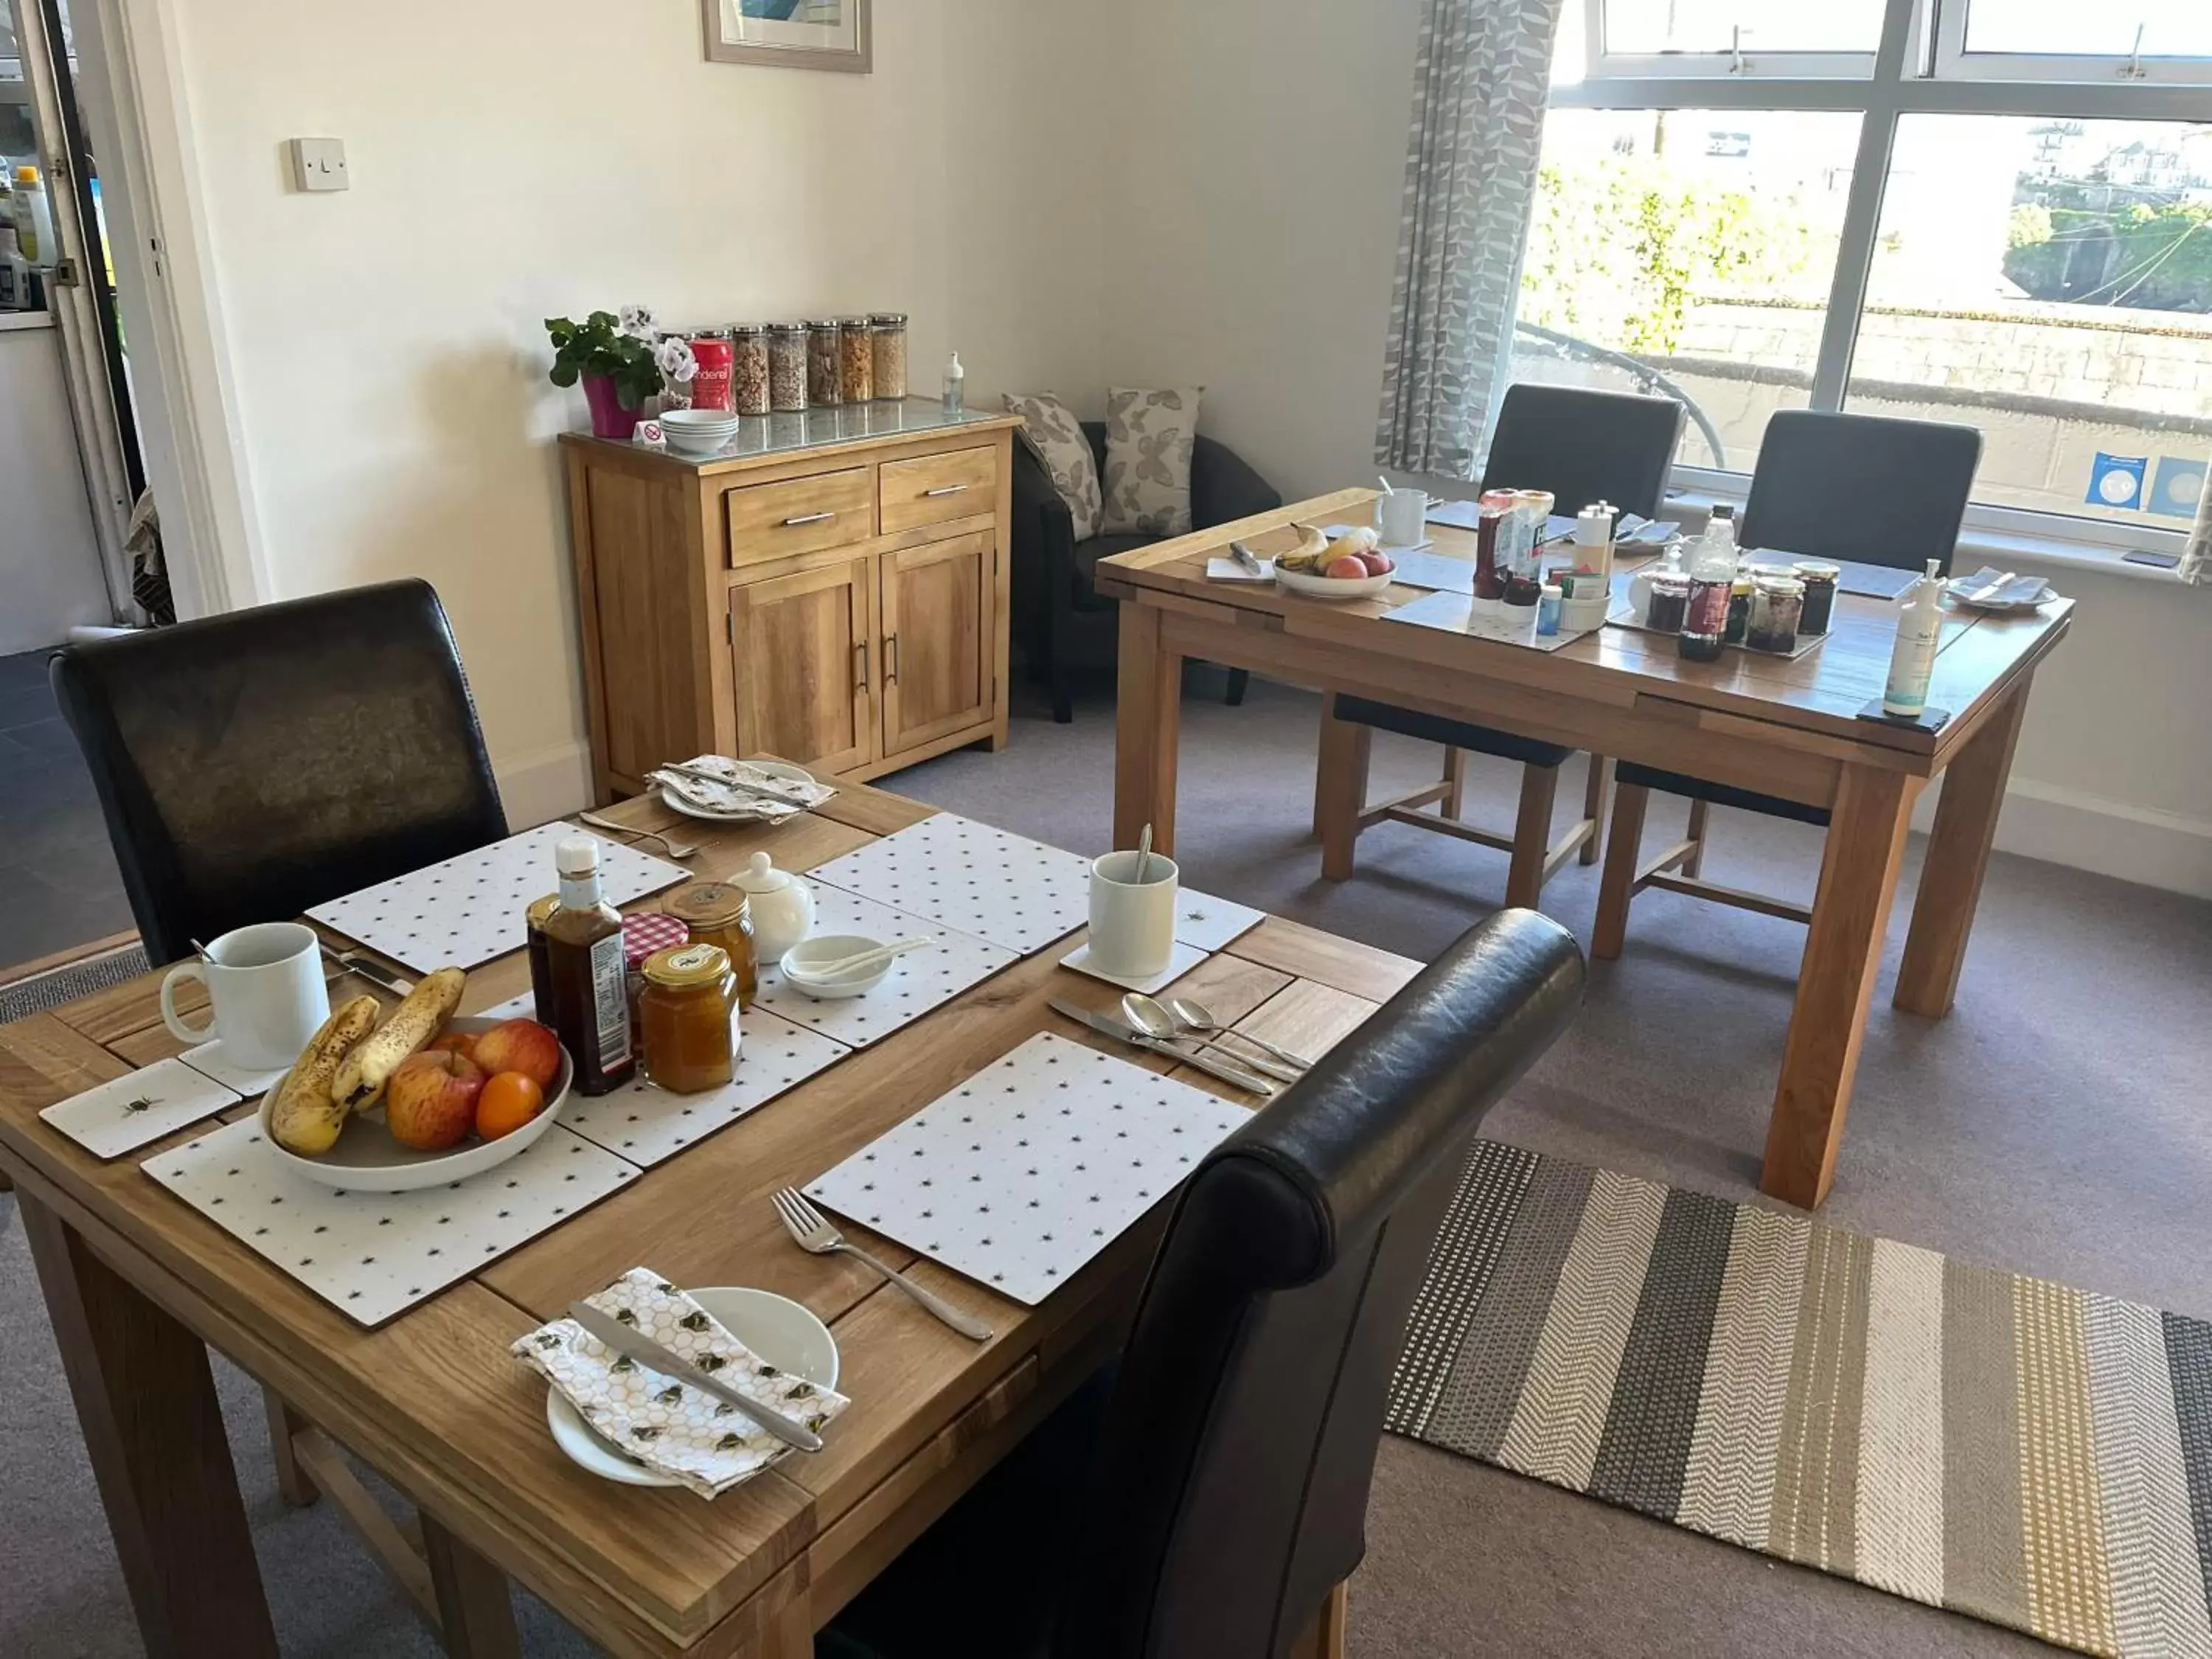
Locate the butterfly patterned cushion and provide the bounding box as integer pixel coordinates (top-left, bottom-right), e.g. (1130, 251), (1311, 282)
(1002, 390), (1104, 543)
(514, 1266), (850, 1498)
(1101, 385), (1204, 537)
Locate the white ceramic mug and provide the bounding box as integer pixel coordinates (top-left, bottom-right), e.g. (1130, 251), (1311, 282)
(1378, 487), (1430, 549)
(161, 922), (331, 1071)
(1089, 849), (1180, 981)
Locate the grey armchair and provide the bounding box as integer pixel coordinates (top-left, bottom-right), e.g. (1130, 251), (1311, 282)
(1010, 421), (1281, 723)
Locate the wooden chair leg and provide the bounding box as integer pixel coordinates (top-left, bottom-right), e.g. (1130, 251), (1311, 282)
(1440, 746), (1467, 819)
(1315, 695), (1371, 880)
(264, 1388), (319, 1506)
(1503, 763), (1559, 910)
(1223, 667), (1249, 706)
(1290, 1582), (1349, 1659)
(1682, 798), (1711, 879)
(1580, 755), (1611, 865)
(1593, 782), (1650, 960)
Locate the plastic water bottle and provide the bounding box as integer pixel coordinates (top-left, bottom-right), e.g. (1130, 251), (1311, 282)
(941, 350), (964, 417)
(1677, 505), (1738, 662)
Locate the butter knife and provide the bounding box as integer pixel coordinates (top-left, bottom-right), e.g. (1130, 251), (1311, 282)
(316, 941), (414, 998)
(1047, 999), (1279, 1097)
(565, 1302), (823, 1453)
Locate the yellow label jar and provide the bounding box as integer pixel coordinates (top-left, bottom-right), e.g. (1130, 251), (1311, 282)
(637, 944), (738, 1094)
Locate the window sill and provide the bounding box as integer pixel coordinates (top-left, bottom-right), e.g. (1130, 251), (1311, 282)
(1663, 490), (2195, 588)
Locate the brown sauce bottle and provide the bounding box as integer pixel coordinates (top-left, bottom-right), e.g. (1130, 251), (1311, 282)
(542, 837), (634, 1095)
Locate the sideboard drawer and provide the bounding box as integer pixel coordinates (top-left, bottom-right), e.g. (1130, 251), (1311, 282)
(725, 467), (873, 567)
(878, 445), (998, 537)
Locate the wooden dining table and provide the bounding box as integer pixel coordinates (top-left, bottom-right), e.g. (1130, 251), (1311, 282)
(0, 779), (1411, 1658)
(1099, 488), (2072, 1211)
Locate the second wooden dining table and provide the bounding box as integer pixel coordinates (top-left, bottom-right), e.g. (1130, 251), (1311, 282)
(0, 779), (1411, 1658)
(1097, 487), (2072, 1211)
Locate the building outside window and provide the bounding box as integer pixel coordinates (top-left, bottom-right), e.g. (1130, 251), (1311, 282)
(1505, 0), (2212, 552)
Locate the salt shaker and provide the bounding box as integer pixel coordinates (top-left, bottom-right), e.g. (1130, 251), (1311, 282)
(734, 852), (815, 961)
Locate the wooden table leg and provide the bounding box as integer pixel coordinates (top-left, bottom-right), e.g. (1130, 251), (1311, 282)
(1289, 1582), (1349, 1659)
(1894, 675), (2032, 1019)
(1761, 765), (1920, 1209)
(1113, 601), (1183, 854)
(265, 1386), (320, 1506)
(421, 1512), (522, 1659)
(18, 1189), (279, 1659)
(1315, 693), (1371, 880)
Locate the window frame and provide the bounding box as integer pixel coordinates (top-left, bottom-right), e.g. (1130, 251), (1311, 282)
(1551, 0), (2211, 558)
(1930, 1), (2212, 86)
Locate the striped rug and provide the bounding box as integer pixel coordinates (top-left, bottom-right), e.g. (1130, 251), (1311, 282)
(1386, 1141), (2212, 1658)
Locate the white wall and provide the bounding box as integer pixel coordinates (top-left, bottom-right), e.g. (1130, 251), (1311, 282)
(159, 0), (1105, 824)
(1092, 0), (2211, 899)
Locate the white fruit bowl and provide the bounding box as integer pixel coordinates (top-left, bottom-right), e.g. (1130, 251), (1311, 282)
(257, 1015), (574, 1194)
(1276, 566), (1394, 601)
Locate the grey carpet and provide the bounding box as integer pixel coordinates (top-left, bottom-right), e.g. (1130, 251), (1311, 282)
(4, 671), (2205, 1657)
(0, 944), (151, 1026)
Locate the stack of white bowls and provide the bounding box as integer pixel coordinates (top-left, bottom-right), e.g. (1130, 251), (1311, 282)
(661, 406), (740, 459)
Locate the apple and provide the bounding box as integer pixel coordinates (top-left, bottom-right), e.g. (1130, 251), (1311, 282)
(1357, 550), (1396, 577)
(470, 1018), (561, 1090)
(428, 1031), (479, 1061)
(385, 1051), (485, 1152)
(1326, 554), (1371, 580)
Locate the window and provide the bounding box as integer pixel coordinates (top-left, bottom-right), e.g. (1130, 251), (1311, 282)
(1513, 0), (2212, 549)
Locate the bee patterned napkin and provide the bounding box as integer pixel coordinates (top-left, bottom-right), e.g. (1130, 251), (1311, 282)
(513, 1267), (850, 1499)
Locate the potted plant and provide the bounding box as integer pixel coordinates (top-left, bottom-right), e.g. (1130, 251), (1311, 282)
(544, 306), (697, 440)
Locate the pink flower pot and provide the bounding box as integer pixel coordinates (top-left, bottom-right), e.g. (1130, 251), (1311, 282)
(582, 374), (641, 441)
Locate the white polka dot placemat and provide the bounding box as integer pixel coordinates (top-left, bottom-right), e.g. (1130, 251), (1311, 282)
(142, 1118), (641, 1326)
(559, 1006), (851, 1167)
(804, 1031), (1251, 1306)
(306, 822), (690, 973)
(752, 882), (1018, 1048)
(803, 813), (1093, 956)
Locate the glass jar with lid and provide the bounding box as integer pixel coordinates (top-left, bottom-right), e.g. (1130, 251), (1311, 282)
(869, 313), (908, 400)
(1793, 561), (1840, 635)
(1645, 571), (1693, 634)
(1747, 574), (1806, 654)
(806, 320), (843, 407)
(637, 943), (739, 1093)
(664, 880), (758, 1009)
(837, 316), (874, 403)
(765, 323), (809, 412)
(731, 324), (770, 416)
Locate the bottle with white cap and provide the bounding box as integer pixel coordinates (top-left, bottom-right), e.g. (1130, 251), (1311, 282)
(1882, 558), (1947, 719)
(941, 350), (964, 417)
(540, 835), (634, 1094)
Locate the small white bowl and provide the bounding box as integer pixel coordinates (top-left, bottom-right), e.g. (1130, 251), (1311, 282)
(660, 408), (741, 430)
(1276, 566), (1394, 602)
(780, 933), (892, 999)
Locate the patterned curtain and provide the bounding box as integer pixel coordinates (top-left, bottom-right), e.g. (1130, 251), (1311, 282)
(1374, 0), (1566, 479)
(2183, 459), (2211, 585)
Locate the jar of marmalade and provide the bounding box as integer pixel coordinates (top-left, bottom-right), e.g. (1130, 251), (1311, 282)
(638, 944), (738, 1093)
(664, 882), (759, 1009)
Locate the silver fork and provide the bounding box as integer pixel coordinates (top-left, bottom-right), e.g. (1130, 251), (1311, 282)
(575, 811), (698, 859)
(771, 1188), (994, 1341)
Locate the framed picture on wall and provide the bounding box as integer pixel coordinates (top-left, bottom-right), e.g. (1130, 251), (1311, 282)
(703, 0), (871, 73)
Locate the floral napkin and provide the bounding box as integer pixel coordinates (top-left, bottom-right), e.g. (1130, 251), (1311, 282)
(647, 755), (838, 819)
(514, 1267), (849, 1499)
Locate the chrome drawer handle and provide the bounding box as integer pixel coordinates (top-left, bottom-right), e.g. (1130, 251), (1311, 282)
(783, 511), (836, 526)
(922, 484), (970, 498)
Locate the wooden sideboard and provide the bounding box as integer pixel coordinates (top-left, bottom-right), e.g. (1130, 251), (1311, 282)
(559, 403), (1022, 801)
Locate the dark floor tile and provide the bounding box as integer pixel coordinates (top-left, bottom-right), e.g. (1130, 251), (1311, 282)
(0, 866), (136, 974)
(0, 647), (57, 695)
(0, 681), (58, 733)
(8, 717), (81, 759)
(23, 830), (126, 897)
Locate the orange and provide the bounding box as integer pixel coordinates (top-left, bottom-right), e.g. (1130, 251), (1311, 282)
(475, 1071), (545, 1140)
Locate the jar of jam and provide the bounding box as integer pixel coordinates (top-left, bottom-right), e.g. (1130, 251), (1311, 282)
(1645, 571), (1692, 634)
(524, 893), (560, 1024)
(638, 944), (739, 1094)
(1747, 574), (1806, 654)
(1724, 572), (1754, 645)
(664, 881), (759, 1009)
(1794, 560), (1840, 635)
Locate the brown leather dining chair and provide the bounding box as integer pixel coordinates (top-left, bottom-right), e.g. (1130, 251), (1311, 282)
(1314, 383), (1686, 912)
(818, 907), (1586, 1658)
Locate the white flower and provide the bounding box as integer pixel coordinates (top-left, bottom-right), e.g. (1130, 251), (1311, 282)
(655, 335), (698, 384)
(619, 304), (657, 340)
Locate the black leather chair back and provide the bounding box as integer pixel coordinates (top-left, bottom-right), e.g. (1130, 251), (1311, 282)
(52, 580), (507, 965)
(1480, 383), (1686, 520)
(1741, 409), (1982, 574)
(1057, 911), (1585, 1659)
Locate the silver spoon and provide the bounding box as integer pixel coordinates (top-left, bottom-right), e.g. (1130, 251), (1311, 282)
(576, 810), (698, 860)
(1165, 996), (1316, 1074)
(1120, 994), (1303, 1085)
(1135, 822), (1154, 884)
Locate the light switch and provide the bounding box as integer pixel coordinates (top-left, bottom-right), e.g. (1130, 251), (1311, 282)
(288, 136), (349, 192)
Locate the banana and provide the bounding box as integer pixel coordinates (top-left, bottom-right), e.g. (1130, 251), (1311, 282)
(269, 995), (380, 1155)
(331, 967), (468, 1113)
(1278, 521), (1334, 573)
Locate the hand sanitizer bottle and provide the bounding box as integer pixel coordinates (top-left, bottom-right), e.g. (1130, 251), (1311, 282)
(1882, 558), (1946, 718)
(941, 350), (964, 417)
